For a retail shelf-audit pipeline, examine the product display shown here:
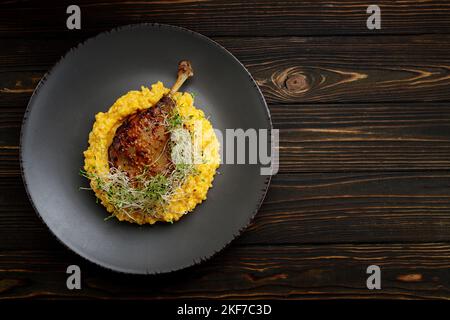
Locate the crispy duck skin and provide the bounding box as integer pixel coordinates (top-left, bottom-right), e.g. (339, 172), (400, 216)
(108, 61), (194, 178)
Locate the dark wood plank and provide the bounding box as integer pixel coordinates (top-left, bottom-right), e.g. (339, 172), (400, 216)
(273, 103), (450, 173)
(3, 35), (450, 104)
(221, 36), (450, 103)
(0, 148), (20, 176)
(242, 171), (450, 244)
(1, 0), (450, 37)
(1, 172), (449, 250)
(0, 177), (61, 251)
(2, 101), (450, 175)
(0, 243), (449, 299)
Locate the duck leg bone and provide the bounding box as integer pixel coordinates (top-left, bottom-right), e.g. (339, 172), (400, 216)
(170, 60), (194, 95)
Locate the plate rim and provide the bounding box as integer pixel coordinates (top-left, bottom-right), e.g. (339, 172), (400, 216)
(19, 23), (273, 274)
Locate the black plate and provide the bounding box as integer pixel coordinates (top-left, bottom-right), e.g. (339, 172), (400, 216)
(21, 24), (271, 274)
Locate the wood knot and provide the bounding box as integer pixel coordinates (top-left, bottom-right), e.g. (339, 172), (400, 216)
(396, 273), (423, 282)
(285, 74), (309, 92)
(0, 278), (25, 294)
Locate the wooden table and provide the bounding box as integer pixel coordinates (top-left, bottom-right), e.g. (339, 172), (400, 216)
(1, 0), (450, 300)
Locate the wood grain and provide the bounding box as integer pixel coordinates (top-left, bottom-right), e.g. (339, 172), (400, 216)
(1, 172), (449, 250)
(272, 103), (450, 173)
(4, 35), (450, 104)
(1, 101), (450, 175)
(1, 0), (450, 37)
(1, 35), (450, 174)
(0, 148), (20, 176)
(220, 36), (450, 103)
(242, 172), (450, 244)
(0, 243), (449, 299)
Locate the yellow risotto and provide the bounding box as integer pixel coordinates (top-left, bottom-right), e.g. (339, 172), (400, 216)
(83, 82), (220, 224)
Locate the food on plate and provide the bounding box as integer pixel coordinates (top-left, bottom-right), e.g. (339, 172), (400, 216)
(82, 61), (220, 224)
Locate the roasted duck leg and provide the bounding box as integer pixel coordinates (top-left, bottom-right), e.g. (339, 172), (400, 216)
(108, 61), (194, 178)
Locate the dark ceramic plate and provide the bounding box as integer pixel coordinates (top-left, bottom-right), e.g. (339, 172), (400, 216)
(21, 24), (271, 274)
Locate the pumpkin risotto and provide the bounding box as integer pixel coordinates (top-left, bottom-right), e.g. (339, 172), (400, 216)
(83, 81), (220, 224)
